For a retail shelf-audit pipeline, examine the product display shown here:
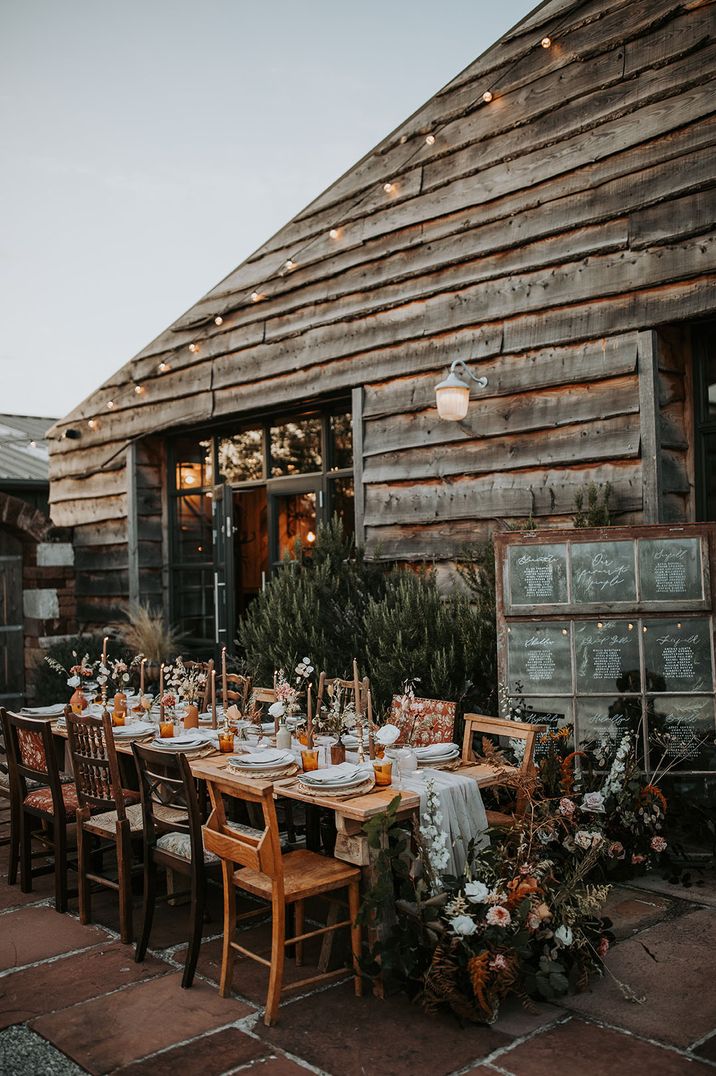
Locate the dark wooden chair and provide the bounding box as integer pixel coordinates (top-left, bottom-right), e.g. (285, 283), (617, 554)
(66, 711), (143, 943)
(0, 708), (78, 912)
(203, 777), (362, 1026)
(131, 741), (221, 987)
(0, 720), (20, 885)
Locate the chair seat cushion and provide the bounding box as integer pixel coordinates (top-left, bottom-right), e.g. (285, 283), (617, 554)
(24, 783), (80, 818)
(156, 830), (218, 864)
(85, 802), (144, 835)
(234, 849), (360, 902)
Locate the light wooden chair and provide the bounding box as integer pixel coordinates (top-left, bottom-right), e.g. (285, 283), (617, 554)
(66, 711), (143, 943)
(203, 777), (362, 1026)
(222, 673), (252, 713)
(461, 713), (546, 823)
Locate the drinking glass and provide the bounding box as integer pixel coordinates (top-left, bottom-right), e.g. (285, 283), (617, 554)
(218, 728), (235, 753)
(397, 747), (418, 786)
(373, 758), (393, 787)
(301, 747), (320, 772)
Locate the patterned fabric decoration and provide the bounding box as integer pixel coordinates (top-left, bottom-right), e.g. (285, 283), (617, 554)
(389, 695), (456, 747)
(24, 783), (80, 818)
(17, 730), (47, 774)
(156, 831), (218, 864)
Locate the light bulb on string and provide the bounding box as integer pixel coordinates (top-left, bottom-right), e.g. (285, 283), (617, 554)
(284, 258), (296, 271)
(425, 133), (436, 146)
(251, 291), (262, 303)
(383, 182), (395, 194)
(188, 343), (199, 353)
(88, 419), (98, 431)
(541, 36), (552, 48)
(482, 90), (493, 103)
(134, 383), (144, 395)
(107, 400), (115, 409)
(29, 440), (37, 448)
(329, 228), (340, 239)
(158, 361), (171, 373)
(214, 316), (223, 325)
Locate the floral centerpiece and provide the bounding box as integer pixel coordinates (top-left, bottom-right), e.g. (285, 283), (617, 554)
(269, 659), (314, 726)
(45, 651), (95, 712)
(163, 657), (207, 727)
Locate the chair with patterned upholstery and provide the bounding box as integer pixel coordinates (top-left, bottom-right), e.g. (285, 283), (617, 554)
(0, 708), (78, 912)
(389, 695), (457, 747)
(66, 710), (143, 943)
(132, 741), (221, 987)
(0, 720), (19, 885)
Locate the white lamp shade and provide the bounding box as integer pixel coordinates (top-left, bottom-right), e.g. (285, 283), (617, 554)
(435, 371), (470, 421)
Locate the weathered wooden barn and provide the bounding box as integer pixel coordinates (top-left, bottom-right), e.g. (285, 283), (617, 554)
(48, 0), (716, 653)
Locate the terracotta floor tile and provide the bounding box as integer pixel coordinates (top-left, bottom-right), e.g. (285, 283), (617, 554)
(0, 906), (108, 971)
(32, 970), (253, 1074)
(480, 1018), (713, 1076)
(561, 907), (716, 1047)
(254, 979), (511, 1075)
(0, 942), (168, 1029)
(244, 1058), (322, 1075)
(113, 1026), (268, 1075)
(695, 1032), (716, 1062)
(600, 885), (673, 939)
(633, 868), (716, 910)
(86, 882), (226, 952)
(173, 923), (328, 1004)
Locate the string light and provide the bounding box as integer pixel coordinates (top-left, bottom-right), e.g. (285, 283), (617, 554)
(188, 343), (199, 353)
(158, 361), (171, 373)
(482, 90), (493, 103)
(88, 419), (98, 430)
(329, 228), (340, 239)
(214, 315), (223, 325)
(383, 182), (395, 193)
(251, 291), (262, 302)
(399, 135), (408, 144)
(284, 258), (296, 271)
(29, 440), (37, 448)
(425, 133), (436, 145)
(541, 36), (552, 48)
(134, 383), (144, 395)
(106, 400), (115, 409)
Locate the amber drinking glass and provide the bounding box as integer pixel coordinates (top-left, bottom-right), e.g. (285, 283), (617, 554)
(159, 719), (175, 739)
(301, 747), (320, 772)
(373, 759), (393, 787)
(218, 729), (235, 753)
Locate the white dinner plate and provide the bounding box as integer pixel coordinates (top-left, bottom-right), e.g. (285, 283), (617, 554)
(231, 749), (294, 767)
(151, 735), (204, 750)
(414, 743), (460, 758)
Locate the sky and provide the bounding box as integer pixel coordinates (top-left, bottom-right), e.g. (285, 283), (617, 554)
(1, 0), (533, 419)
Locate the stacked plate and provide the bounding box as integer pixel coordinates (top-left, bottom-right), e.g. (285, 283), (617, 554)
(112, 720), (154, 740)
(299, 762), (373, 795)
(341, 730), (370, 750)
(227, 748), (296, 778)
(151, 733), (207, 752)
(23, 704), (66, 717)
(414, 742), (461, 767)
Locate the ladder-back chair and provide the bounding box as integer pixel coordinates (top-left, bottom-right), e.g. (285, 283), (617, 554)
(461, 713), (546, 823)
(66, 711), (142, 943)
(0, 708), (78, 911)
(203, 776), (362, 1025)
(132, 741), (221, 987)
(183, 659), (215, 712)
(222, 673), (252, 714)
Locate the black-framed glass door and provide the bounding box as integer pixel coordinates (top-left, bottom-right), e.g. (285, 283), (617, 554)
(268, 476), (323, 570)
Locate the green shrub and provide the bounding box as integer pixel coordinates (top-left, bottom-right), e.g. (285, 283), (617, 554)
(31, 634), (135, 705)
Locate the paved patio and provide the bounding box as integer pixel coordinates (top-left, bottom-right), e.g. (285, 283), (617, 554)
(1, 817), (715, 1076)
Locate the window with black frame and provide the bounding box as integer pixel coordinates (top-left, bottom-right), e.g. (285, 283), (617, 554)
(170, 435), (215, 647)
(169, 401), (354, 646)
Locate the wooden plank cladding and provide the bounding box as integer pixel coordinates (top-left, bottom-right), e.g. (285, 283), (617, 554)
(47, 0), (716, 628)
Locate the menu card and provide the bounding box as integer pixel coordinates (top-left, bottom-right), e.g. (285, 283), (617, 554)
(508, 544), (568, 606)
(639, 538), (703, 602)
(575, 619), (640, 694)
(507, 622), (572, 694)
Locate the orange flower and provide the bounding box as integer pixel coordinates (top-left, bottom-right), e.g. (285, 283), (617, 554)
(641, 784), (667, 813)
(506, 875), (540, 908)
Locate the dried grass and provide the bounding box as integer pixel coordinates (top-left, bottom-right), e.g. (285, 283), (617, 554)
(114, 603), (182, 662)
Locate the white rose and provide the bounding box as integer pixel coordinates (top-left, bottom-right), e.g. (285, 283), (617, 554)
(574, 830), (593, 850)
(375, 723), (400, 746)
(450, 914), (477, 936)
(464, 880), (489, 904)
(67, 675), (81, 688)
(268, 701), (285, 718)
(555, 924), (573, 946)
(581, 791), (605, 813)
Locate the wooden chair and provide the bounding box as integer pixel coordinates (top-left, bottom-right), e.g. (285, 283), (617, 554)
(66, 711), (143, 943)
(183, 659), (215, 711)
(0, 708), (78, 912)
(390, 695), (456, 747)
(203, 777), (362, 1025)
(0, 720), (19, 885)
(132, 741), (221, 987)
(461, 713), (546, 824)
(222, 673), (252, 713)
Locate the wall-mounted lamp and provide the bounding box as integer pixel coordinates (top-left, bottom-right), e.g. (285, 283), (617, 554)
(435, 360), (488, 421)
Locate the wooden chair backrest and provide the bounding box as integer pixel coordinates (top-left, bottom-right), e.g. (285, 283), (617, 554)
(66, 710), (127, 819)
(183, 659), (214, 710)
(202, 779), (283, 883)
(389, 695), (456, 746)
(0, 708), (64, 807)
(131, 742), (202, 854)
(461, 713), (547, 777)
(316, 670), (373, 723)
(223, 673), (252, 711)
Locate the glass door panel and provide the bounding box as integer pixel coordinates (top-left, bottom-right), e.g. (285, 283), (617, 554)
(270, 478), (322, 568)
(234, 488), (268, 615)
